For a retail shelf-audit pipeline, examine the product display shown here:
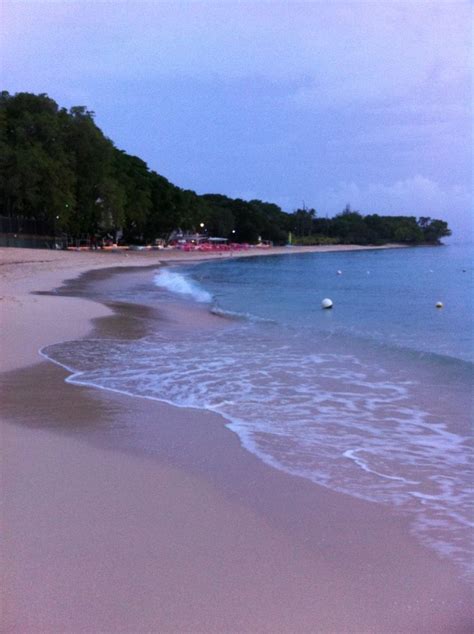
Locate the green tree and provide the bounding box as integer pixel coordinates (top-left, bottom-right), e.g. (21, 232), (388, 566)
(418, 217), (451, 243)
(96, 177), (126, 239)
(0, 91), (453, 248)
(0, 91), (76, 230)
(65, 106), (114, 235)
(291, 207), (316, 237)
(329, 208), (370, 243)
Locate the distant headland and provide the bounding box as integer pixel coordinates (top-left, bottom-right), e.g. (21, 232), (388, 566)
(1, 91), (451, 249)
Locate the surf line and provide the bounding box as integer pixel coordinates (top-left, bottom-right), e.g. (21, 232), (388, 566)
(343, 448), (420, 484)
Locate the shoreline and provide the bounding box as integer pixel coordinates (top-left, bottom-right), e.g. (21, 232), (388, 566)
(0, 244), (408, 372)
(0, 242), (408, 371)
(1, 245), (472, 632)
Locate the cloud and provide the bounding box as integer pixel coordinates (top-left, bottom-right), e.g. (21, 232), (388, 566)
(2, 1), (471, 103)
(288, 2), (471, 107)
(1, 1), (471, 239)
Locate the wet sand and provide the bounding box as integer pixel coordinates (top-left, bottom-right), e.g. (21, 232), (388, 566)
(1, 246), (472, 633)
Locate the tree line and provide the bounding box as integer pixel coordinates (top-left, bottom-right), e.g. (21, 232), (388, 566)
(0, 91), (451, 246)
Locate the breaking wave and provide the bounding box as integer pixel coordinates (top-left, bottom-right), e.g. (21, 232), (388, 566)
(153, 269), (212, 303)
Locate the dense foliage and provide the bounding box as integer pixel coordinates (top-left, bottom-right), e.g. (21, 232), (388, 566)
(1, 92), (451, 246)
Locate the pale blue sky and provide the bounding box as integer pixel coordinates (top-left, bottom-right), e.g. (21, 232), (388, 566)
(1, 1), (472, 236)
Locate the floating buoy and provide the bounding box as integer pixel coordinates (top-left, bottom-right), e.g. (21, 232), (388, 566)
(337, 270), (342, 275)
(436, 301), (443, 308)
(322, 298), (333, 309)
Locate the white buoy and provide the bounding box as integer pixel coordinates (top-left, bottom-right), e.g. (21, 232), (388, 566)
(337, 270), (342, 275)
(322, 298), (333, 309)
(436, 301), (443, 308)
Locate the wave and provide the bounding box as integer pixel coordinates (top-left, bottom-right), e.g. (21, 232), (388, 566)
(40, 321), (473, 581)
(153, 269), (212, 303)
(211, 306), (275, 323)
(153, 269), (274, 323)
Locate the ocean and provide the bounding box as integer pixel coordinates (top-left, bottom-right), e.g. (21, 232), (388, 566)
(42, 243), (473, 579)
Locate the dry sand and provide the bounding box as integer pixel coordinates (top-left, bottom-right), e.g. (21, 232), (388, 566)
(1, 246), (472, 633)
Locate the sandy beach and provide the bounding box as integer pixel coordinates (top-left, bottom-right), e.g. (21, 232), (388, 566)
(1, 245), (472, 633)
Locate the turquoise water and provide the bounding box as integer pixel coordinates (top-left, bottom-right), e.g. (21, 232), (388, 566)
(188, 244), (473, 362)
(43, 244), (473, 579)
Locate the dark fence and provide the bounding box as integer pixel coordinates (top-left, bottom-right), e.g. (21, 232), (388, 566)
(0, 215), (68, 249)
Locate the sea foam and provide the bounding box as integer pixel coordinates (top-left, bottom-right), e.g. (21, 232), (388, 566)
(153, 269), (212, 303)
(41, 321), (473, 580)
(40, 245), (474, 581)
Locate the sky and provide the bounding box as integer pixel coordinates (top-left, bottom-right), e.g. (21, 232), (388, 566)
(1, 0), (472, 237)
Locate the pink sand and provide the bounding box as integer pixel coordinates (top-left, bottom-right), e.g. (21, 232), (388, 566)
(1, 247), (472, 633)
